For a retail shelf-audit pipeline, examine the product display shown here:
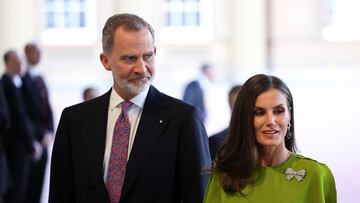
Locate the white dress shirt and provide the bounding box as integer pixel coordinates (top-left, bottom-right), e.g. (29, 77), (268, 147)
(10, 74), (22, 88)
(103, 86), (149, 182)
(27, 64), (41, 78)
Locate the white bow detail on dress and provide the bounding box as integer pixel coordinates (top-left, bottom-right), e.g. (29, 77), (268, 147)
(285, 168), (306, 181)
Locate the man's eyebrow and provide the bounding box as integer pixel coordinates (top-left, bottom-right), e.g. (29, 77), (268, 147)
(120, 54), (136, 59)
(144, 51), (154, 55)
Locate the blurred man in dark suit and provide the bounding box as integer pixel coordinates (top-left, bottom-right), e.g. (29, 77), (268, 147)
(1, 50), (41, 203)
(22, 43), (54, 203)
(0, 82), (11, 203)
(182, 63), (214, 122)
(208, 85), (241, 161)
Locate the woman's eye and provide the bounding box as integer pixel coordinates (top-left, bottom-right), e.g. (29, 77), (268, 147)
(274, 108), (285, 114)
(254, 110), (264, 116)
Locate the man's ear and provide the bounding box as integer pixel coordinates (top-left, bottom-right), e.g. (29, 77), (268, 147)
(100, 53), (111, 71)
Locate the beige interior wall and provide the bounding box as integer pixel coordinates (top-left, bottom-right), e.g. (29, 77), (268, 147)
(0, 0), (38, 72)
(228, 0), (267, 81)
(271, 0), (360, 69)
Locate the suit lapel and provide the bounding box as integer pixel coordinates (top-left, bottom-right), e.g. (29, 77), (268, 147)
(121, 86), (170, 198)
(82, 89), (111, 200)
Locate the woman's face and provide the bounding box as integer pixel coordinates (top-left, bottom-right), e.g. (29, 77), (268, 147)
(253, 88), (291, 149)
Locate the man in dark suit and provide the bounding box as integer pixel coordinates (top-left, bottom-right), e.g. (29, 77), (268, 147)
(208, 85), (241, 161)
(0, 82), (11, 203)
(182, 63), (214, 122)
(49, 13), (211, 203)
(1, 50), (42, 203)
(22, 42), (54, 203)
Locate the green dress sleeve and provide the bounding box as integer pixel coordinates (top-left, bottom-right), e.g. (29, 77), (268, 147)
(204, 173), (222, 203)
(318, 163), (337, 203)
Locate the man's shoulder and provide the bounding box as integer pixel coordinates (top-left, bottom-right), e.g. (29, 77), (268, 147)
(186, 80), (200, 88)
(1, 75), (15, 90)
(63, 90), (109, 114)
(158, 89), (194, 109)
(150, 86), (199, 113)
(209, 129), (228, 142)
(1, 74), (10, 84)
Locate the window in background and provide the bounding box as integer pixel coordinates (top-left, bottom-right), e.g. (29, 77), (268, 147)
(165, 0), (200, 26)
(42, 0), (96, 45)
(159, 0), (214, 44)
(322, 0), (360, 41)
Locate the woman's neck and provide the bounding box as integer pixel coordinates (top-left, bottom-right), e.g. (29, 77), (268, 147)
(260, 147), (292, 167)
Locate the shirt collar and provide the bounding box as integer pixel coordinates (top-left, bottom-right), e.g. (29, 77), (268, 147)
(109, 86), (150, 110)
(28, 65), (40, 77)
(7, 74), (22, 88)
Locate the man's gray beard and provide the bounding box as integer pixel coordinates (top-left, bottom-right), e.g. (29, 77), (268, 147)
(119, 76), (154, 95)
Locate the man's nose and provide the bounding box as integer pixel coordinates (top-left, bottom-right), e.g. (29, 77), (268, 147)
(134, 59), (146, 74)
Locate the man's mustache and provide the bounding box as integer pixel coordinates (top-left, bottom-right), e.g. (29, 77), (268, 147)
(130, 73), (151, 80)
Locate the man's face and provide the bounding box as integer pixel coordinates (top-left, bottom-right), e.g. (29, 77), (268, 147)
(6, 52), (22, 74)
(100, 27), (156, 100)
(26, 45), (41, 65)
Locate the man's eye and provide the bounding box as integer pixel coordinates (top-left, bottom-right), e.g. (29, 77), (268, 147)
(143, 54), (153, 60)
(122, 56), (136, 62)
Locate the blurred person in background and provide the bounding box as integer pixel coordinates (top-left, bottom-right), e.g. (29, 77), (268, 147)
(182, 63), (215, 122)
(1, 50), (42, 203)
(82, 86), (99, 101)
(21, 42), (54, 203)
(50, 13), (211, 203)
(204, 74), (337, 203)
(208, 84), (242, 161)
(0, 82), (11, 203)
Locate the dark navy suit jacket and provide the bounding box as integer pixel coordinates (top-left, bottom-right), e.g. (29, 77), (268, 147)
(182, 81), (206, 120)
(22, 72), (54, 140)
(208, 128), (228, 161)
(0, 82), (11, 196)
(1, 74), (35, 202)
(49, 86), (211, 203)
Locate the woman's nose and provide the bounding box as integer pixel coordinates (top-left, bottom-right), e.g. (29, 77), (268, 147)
(265, 113), (276, 125)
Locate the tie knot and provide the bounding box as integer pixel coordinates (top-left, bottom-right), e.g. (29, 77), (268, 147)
(121, 101), (133, 113)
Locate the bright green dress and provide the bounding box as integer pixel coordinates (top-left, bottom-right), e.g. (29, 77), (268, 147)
(204, 154), (337, 203)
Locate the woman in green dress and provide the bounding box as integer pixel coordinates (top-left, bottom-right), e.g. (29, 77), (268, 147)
(204, 74), (337, 203)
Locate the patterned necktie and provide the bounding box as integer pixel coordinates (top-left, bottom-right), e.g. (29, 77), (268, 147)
(106, 101), (133, 203)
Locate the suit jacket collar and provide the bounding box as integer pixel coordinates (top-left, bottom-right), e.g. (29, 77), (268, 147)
(120, 85), (171, 199)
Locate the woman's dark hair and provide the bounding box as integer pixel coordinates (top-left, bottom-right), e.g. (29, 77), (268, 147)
(215, 74), (296, 193)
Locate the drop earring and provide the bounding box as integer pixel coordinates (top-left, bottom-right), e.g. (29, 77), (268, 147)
(287, 122), (292, 139)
